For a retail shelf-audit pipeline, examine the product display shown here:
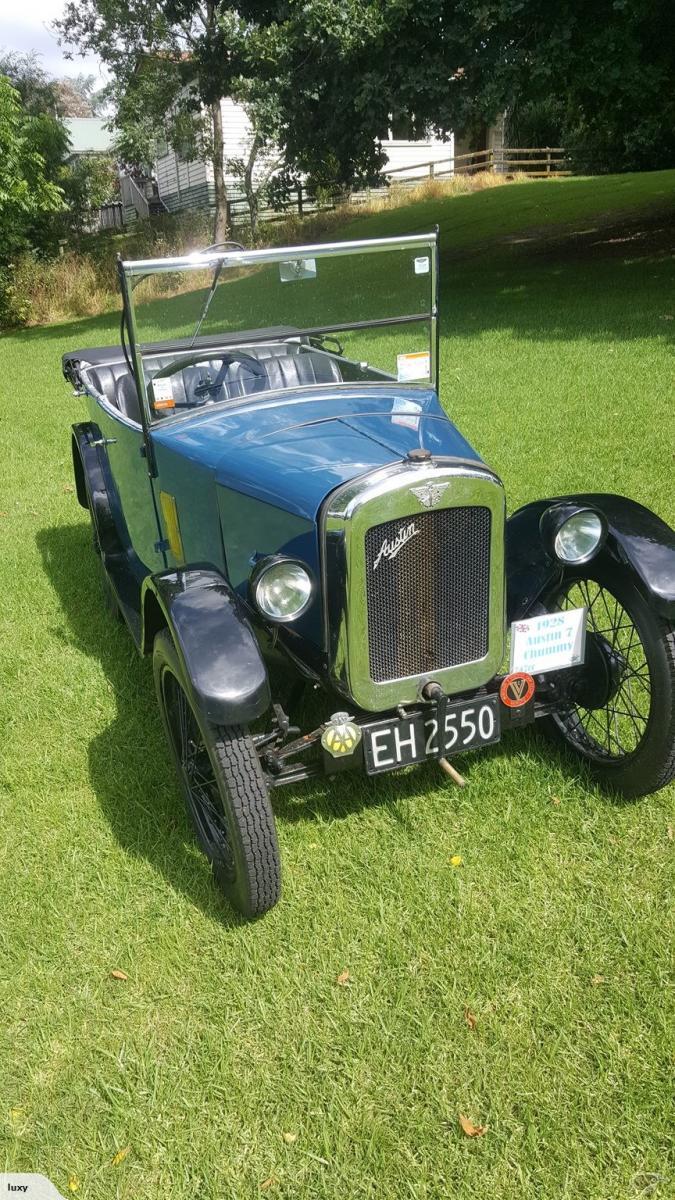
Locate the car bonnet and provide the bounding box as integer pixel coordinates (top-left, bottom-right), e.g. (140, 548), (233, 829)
(150, 385), (483, 522)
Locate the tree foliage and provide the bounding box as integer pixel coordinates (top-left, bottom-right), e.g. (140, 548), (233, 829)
(0, 55), (117, 260)
(0, 75), (65, 258)
(239, 0), (674, 177)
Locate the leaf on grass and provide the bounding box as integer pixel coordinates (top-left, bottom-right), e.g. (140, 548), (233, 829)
(9, 1107), (25, 1124)
(550, 795), (561, 806)
(591, 974), (606, 986)
(464, 1008), (478, 1031)
(667, 825), (673, 841)
(449, 854), (463, 867)
(282, 1132), (297, 1144)
(63, 483), (75, 493)
(110, 969), (128, 981)
(336, 969), (351, 986)
(68, 1175), (80, 1193)
(459, 1114), (487, 1137)
(111, 1146), (130, 1166)
(261, 1176), (278, 1190)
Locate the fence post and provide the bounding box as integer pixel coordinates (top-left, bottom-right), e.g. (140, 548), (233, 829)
(297, 185), (303, 217)
(546, 148), (551, 175)
(429, 161), (434, 179)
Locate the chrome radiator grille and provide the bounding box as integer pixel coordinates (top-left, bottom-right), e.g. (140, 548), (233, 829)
(322, 460), (505, 712)
(364, 506), (491, 682)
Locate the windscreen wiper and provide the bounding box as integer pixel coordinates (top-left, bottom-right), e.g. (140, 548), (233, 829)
(190, 240), (245, 349)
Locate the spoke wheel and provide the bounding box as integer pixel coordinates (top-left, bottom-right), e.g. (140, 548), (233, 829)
(161, 670), (236, 878)
(554, 577), (651, 760)
(153, 629), (281, 917)
(543, 564), (675, 797)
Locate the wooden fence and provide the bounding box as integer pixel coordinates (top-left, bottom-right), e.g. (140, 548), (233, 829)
(97, 145), (569, 231)
(384, 146), (569, 181)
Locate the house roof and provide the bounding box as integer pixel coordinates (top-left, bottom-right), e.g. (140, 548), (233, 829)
(64, 118), (114, 156)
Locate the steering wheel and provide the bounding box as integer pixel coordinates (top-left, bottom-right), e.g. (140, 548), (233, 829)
(150, 351), (268, 403)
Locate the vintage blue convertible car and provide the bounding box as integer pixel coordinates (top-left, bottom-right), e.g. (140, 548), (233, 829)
(63, 233), (675, 917)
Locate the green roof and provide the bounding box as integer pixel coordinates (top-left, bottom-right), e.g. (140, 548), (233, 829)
(64, 118), (114, 156)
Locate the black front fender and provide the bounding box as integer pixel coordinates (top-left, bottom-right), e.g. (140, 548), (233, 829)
(142, 567), (271, 727)
(507, 493), (675, 621)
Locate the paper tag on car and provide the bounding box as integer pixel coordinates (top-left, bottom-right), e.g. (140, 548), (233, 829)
(151, 377), (175, 409)
(279, 258), (317, 282)
(397, 352), (430, 382)
(510, 607), (587, 674)
(414, 256), (430, 274)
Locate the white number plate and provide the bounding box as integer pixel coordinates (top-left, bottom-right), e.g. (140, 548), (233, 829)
(510, 606), (587, 674)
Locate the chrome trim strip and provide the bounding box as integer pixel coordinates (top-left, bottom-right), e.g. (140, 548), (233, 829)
(321, 459), (506, 712)
(122, 232), (438, 276)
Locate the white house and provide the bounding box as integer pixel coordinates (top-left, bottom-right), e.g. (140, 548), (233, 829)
(150, 97), (455, 218)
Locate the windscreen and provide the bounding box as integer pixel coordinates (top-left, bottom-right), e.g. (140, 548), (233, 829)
(120, 235), (437, 423)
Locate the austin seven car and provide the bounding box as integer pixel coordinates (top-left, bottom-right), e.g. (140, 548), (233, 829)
(62, 233), (675, 917)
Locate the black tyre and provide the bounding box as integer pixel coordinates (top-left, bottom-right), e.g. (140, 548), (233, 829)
(153, 629), (281, 917)
(543, 563), (675, 798)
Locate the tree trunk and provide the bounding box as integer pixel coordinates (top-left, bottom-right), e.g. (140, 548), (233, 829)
(244, 134), (262, 241)
(210, 98), (229, 243)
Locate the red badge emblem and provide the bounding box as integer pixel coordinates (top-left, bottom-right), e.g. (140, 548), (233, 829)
(500, 672), (535, 708)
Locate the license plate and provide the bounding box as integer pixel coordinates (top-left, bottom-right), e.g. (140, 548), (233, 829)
(363, 696), (501, 775)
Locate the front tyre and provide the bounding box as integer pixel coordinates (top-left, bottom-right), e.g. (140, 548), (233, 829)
(544, 564), (675, 798)
(153, 629), (281, 917)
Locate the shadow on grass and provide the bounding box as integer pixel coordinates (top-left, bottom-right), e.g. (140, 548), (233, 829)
(37, 520), (247, 926)
(41, 520), (535, 918)
(38, 521), (615, 900)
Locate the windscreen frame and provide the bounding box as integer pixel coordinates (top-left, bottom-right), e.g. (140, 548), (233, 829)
(118, 230), (440, 450)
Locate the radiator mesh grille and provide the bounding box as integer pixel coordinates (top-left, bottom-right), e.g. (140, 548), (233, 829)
(364, 506), (491, 683)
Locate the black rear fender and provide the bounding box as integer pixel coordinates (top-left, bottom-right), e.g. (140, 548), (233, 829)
(71, 422), (121, 554)
(141, 567), (271, 727)
(507, 493), (675, 620)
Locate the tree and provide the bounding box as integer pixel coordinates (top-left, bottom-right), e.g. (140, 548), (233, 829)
(56, 1), (253, 241)
(0, 51), (60, 117)
(238, 0), (675, 178)
(0, 76), (65, 259)
(52, 74), (108, 117)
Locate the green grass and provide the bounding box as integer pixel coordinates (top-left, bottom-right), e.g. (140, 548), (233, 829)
(1, 172), (674, 1200)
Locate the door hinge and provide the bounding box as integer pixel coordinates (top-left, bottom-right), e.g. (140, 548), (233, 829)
(154, 538), (171, 554)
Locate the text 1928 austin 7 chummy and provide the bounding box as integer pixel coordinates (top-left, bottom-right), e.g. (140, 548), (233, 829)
(63, 234), (675, 917)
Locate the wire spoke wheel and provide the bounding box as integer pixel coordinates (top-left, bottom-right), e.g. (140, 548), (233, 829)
(161, 670), (235, 878)
(544, 563), (675, 798)
(553, 578), (651, 761)
(153, 629), (281, 918)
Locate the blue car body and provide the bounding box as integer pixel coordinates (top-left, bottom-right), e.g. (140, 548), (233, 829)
(62, 233), (675, 916)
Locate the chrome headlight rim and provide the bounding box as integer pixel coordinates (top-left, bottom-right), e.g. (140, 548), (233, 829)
(540, 503), (608, 566)
(250, 555), (315, 623)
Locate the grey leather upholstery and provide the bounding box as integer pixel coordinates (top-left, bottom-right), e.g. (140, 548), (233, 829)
(87, 347), (342, 422)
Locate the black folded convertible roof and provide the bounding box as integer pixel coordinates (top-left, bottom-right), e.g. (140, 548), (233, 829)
(62, 325), (301, 376)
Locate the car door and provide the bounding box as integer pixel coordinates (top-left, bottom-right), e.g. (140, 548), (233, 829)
(90, 392), (166, 575)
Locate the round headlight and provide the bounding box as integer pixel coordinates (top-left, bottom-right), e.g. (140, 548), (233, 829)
(554, 510), (605, 564)
(253, 560), (313, 622)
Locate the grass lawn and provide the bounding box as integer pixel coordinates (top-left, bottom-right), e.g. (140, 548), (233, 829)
(1, 172), (674, 1200)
